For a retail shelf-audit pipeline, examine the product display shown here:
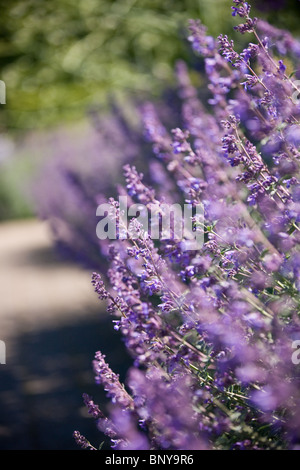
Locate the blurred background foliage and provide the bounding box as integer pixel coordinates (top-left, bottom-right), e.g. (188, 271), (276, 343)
(0, 0), (299, 220)
(0, 0), (299, 133)
(0, 0), (236, 132)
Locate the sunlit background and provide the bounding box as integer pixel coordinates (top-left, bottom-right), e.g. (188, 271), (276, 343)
(0, 0), (299, 450)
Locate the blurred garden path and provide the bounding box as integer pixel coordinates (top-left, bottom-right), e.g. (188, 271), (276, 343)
(0, 218), (130, 449)
(0, 218), (100, 338)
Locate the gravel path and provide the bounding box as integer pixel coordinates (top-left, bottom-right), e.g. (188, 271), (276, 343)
(0, 219), (130, 450)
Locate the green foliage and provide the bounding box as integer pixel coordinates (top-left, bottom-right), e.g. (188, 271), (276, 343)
(0, 138), (37, 219)
(0, 0), (239, 131)
(0, 0), (299, 131)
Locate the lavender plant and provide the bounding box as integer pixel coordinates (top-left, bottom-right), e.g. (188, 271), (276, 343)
(71, 1), (300, 450)
(34, 98), (182, 271)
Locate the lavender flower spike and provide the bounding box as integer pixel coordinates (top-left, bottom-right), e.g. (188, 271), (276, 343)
(93, 352), (133, 409)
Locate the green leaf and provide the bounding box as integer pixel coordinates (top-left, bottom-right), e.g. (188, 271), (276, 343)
(98, 441), (105, 450)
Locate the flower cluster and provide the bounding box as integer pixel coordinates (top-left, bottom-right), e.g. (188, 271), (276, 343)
(33, 105), (161, 271)
(69, 2), (300, 450)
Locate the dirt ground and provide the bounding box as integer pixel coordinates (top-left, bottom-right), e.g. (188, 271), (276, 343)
(0, 218), (130, 450)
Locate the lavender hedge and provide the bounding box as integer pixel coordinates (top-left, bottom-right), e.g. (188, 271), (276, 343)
(35, 95), (185, 271)
(44, 1), (300, 450)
